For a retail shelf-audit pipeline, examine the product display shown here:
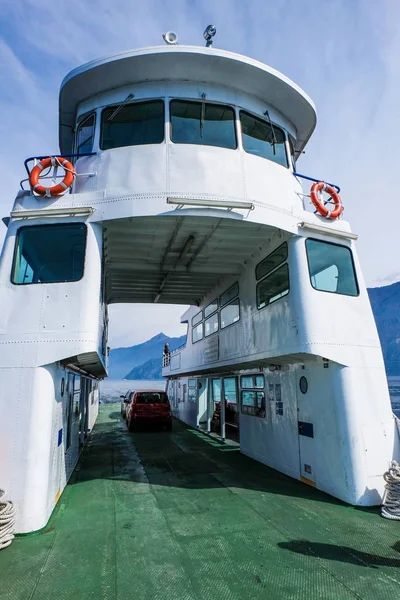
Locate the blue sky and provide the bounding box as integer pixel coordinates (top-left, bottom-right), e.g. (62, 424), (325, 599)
(0, 0), (399, 346)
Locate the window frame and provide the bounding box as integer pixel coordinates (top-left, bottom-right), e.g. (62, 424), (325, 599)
(192, 311), (203, 327)
(99, 99), (165, 151)
(255, 242), (288, 281)
(256, 263), (290, 310)
(240, 374), (265, 389)
(204, 298), (218, 318)
(204, 311), (219, 338)
(11, 223), (88, 286)
(239, 109), (289, 168)
(305, 238), (359, 297)
(75, 112), (96, 155)
(220, 298), (240, 330)
(192, 322), (204, 344)
(220, 282), (239, 308)
(240, 390), (266, 418)
(169, 98), (238, 150)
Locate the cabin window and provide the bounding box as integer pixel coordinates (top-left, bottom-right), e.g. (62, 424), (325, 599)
(192, 311), (202, 326)
(12, 223), (87, 285)
(205, 312), (218, 337)
(212, 379), (221, 403)
(220, 299), (240, 329)
(257, 264), (289, 309)
(100, 100), (164, 150)
(241, 374), (266, 418)
(306, 239), (359, 296)
(241, 375), (264, 389)
(241, 391), (266, 417)
(76, 113), (95, 154)
(192, 322), (203, 343)
(170, 100), (237, 149)
(204, 299), (218, 318)
(240, 110), (288, 168)
(223, 377), (238, 405)
(256, 243), (288, 280)
(256, 244), (289, 310)
(220, 282), (239, 307)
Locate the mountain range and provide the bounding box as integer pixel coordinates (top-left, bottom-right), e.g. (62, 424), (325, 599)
(368, 281), (400, 376)
(108, 332), (186, 379)
(108, 281), (400, 380)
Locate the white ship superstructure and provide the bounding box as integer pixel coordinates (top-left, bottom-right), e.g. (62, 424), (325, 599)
(0, 33), (398, 534)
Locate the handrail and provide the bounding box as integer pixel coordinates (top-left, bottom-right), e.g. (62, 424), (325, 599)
(293, 171), (340, 193)
(24, 152), (97, 177)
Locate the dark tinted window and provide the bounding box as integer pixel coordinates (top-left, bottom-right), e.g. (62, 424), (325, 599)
(170, 100), (236, 149)
(100, 100), (164, 150)
(256, 243), (288, 280)
(12, 224), (86, 284)
(240, 110), (288, 167)
(220, 282), (239, 307)
(76, 114), (95, 154)
(257, 264), (289, 309)
(135, 392), (168, 404)
(306, 239), (359, 296)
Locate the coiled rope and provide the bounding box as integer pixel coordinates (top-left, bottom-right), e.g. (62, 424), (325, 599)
(381, 461), (400, 520)
(0, 489), (15, 550)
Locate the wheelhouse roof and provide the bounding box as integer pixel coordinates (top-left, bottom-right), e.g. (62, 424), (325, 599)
(59, 45), (316, 155)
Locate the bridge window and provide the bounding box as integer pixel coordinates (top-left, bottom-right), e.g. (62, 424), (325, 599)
(306, 239), (359, 296)
(100, 100), (164, 150)
(240, 110), (288, 167)
(76, 113), (95, 154)
(12, 223), (87, 285)
(256, 244), (289, 309)
(170, 100), (237, 149)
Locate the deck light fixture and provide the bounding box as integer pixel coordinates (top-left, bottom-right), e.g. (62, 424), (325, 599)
(162, 31), (178, 45)
(298, 221), (358, 241)
(167, 197), (254, 210)
(10, 206), (95, 220)
(203, 25), (216, 47)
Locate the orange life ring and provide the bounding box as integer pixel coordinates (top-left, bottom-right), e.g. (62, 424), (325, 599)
(310, 181), (343, 219)
(29, 156), (75, 197)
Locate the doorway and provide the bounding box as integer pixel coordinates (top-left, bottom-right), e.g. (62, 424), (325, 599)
(296, 369), (316, 485)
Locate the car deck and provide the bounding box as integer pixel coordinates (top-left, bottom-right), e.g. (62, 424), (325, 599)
(1, 403), (400, 600)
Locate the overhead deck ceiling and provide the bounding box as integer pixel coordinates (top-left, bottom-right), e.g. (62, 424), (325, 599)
(104, 216), (277, 306)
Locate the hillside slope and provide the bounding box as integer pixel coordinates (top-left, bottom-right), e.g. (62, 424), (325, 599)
(108, 332), (186, 379)
(368, 281), (400, 376)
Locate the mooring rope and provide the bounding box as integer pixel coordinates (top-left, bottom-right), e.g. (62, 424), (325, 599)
(381, 461), (400, 520)
(0, 489), (15, 550)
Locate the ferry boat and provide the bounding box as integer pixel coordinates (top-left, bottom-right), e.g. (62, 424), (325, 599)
(0, 25), (399, 567)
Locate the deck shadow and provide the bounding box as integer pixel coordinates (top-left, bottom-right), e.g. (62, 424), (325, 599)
(278, 540), (400, 568)
(70, 408), (351, 508)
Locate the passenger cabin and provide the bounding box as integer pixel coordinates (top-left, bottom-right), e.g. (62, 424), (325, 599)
(0, 43), (397, 534)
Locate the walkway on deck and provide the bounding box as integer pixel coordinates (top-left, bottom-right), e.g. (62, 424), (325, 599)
(1, 404), (400, 600)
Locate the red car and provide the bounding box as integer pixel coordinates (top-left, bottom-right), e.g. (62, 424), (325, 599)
(126, 389), (172, 431)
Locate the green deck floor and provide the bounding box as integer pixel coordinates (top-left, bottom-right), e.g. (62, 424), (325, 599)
(1, 403), (400, 599)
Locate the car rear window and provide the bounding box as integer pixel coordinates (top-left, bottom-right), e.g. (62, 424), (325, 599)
(135, 392), (168, 404)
